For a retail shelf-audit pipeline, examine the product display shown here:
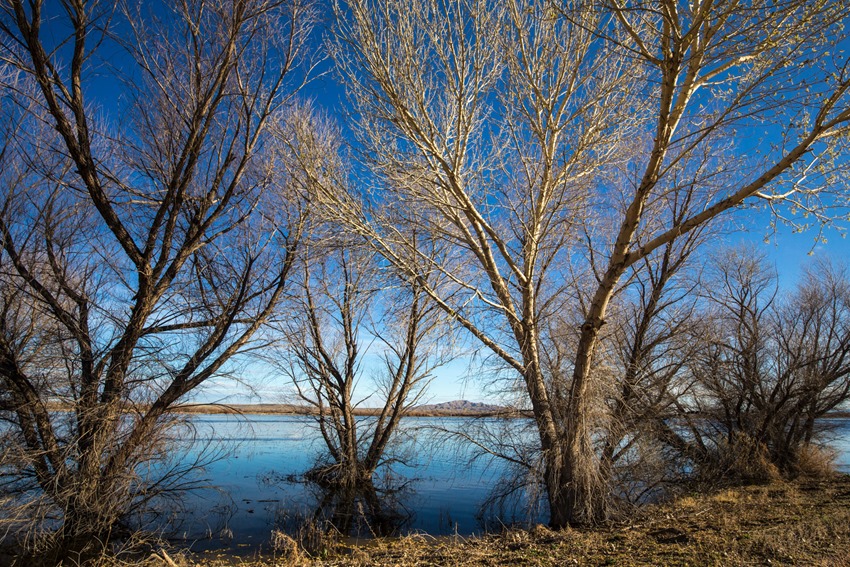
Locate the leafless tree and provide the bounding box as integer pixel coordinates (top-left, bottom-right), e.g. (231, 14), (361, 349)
(282, 237), (448, 496)
(314, 0), (850, 526)
(678, 249), (850, 481)
(775, 260), (850, 456)
(597, 232), (704, 503)
(0, 0), (314, 559)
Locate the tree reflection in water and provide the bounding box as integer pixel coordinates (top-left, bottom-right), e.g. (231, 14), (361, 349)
(310, 478), (412, 537)
(272, 473), (413, 545)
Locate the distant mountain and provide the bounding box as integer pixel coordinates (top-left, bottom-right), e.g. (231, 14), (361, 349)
(413, 400), (506, 414)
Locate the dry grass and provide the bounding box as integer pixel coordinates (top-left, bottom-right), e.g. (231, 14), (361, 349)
(6, 475), (848, 566)
(184, 474), (850, 567)
(794, 445), (838, 479)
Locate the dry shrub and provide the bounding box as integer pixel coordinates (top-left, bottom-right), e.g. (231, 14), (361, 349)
(698, 432), (781, 485)
(293, 517), (342, 559)
(270, 529), (302, 562)
(792, 445), (836, 479)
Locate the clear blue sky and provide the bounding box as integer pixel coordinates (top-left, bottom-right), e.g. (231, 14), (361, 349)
(199, 62), (850, 406)
(195, 228), (848, 407)
(38, 2), (848, 407)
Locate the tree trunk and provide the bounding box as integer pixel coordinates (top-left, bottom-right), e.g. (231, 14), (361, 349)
(48, 492), (119, 565)
(553, 317), (609, 526)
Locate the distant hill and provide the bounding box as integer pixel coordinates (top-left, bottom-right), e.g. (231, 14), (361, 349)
(413, 400), (506, 414)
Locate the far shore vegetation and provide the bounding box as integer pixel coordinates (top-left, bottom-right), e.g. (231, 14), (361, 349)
(42, 400), (524, 418)
(175, 402), (517, 418)
(43, 400), (850, 419)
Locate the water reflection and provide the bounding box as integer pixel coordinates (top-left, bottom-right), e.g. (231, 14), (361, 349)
(306, 480), (412, 538)
(172, 415), (850, 553)
(174, 415), (507, 551)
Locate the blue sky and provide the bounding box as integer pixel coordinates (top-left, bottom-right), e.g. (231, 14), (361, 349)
(22, 1), (850, 408)
(194, 45), (850, 407)
(193, 219), (848, 407)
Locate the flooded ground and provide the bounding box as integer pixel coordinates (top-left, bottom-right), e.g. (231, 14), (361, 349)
(170, 414), (850, 553)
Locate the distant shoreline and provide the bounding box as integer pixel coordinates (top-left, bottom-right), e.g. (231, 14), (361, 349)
(172, 404), (850, 420)
(42, 401), (850, 420)
(171, 403), (528, 418)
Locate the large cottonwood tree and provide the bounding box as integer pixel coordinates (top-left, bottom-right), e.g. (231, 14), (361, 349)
(316, 0), (850, 526)
(0, 0), (314, 558)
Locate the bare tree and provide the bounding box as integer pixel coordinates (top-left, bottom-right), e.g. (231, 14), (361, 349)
(0, 0), (314, 559)
(283, 238), (447, 495)
(597, 233), (703, 503)
(775, 260), (850, 458)
(680, 249), (850, 481)
(315, 0), (850, 526)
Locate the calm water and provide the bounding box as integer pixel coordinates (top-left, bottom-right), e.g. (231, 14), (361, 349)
(827, 418), (850, 473)
(170, 415), (850, 552)
(172, 415), (516, 551)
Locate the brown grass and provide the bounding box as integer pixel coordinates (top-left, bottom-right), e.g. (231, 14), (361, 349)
(184, 474), (850, 567)
(794, 444), (838, 479)
(8, 475), (848, 566)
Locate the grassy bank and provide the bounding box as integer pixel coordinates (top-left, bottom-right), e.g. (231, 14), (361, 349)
(183, 475), (850, 567)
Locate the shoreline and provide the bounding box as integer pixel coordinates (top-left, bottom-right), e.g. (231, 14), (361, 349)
(185, 474), (850, 566)
(171, 404), (850, 420)
(42, 401), (529, 418)
(43, 401), (850, 419)
(171, 403), (527, 418)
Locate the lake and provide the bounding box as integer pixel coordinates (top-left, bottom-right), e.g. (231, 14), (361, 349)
(170, 414), (850, 552)
(171, 415), (518, 551)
